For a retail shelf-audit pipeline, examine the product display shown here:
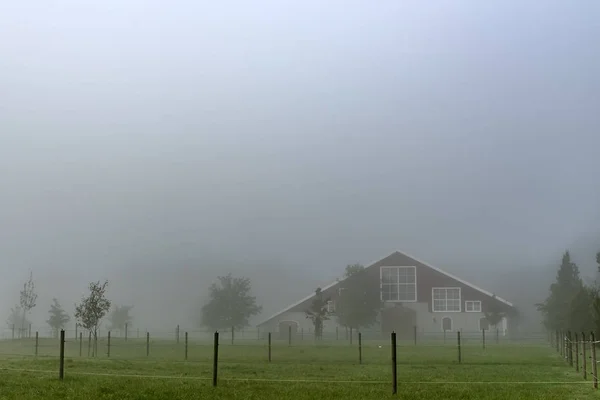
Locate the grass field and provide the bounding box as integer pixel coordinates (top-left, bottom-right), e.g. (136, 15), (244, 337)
(0, 335), (597, 399)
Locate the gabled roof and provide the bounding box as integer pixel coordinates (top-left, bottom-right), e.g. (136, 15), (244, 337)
(256, 250), (514, 327)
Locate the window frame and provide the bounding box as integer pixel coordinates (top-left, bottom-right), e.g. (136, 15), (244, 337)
(380, 266), (417, 303)
(326, 300), (335, 313)
(465, 300), (482, 313)
(431, 287), (462, 313)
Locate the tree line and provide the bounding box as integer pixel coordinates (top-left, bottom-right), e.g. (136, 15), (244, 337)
(537, 250), (600, 334)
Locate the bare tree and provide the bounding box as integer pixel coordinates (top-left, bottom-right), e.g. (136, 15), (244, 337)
(74, 281), (111, 356)
(19, 272), (37, 338)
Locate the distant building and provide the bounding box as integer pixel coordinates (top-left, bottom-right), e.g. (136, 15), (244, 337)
(256, 251), (516, 339)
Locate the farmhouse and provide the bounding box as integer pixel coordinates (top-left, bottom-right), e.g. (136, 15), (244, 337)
(257, 251), (516, 339)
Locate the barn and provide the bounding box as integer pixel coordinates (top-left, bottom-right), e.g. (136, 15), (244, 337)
(256, 251), (516, 339)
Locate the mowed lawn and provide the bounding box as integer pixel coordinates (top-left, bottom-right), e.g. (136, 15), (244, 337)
(0, 337), (597, 399)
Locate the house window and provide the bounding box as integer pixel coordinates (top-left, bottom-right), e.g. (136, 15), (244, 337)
(326, 300), (335, 313)
(479, 317), (490, 331)
(465, 301), (482, 312)
(432, 288), (461, 312)
(381, 266), (417, 302)
(442, 317), (452, 331)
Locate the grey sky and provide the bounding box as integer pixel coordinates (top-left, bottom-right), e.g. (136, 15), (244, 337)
(1, 1), (599, 332)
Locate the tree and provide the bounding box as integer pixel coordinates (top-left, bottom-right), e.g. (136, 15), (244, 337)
(201, 273), (262, 331)
(335, 264), (381, 333)
(536, 251), (583, 330)
(6, 305), (31, 337)
(19, 272), (37, 338)
(47, 299), (71, 338)
(305, 287), (330, 340)
(108, 305), (133, 334)
(74, 281), (111, 356)
(484, 296), (506, 329)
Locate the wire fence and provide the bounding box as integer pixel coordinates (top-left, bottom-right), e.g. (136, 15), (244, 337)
(0, 327), (593, 393)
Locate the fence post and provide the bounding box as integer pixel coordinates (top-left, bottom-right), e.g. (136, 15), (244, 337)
(575, 332), (579, 372)
(185, 332), (188, 361)
(582, 332), (587, 380)
(29, 324), (31, 338)
(146, 332), (150, 357)
(212, 331), (219, 387)
(568, 331), (573, 367)
(231, 326), (234, 345)
(301, 328), (304, 341)
(458, 331), (462, 364)
(79, 332), (82, 357)
(107, 331), (111, 357)
(11, 324), (14, 340)
(444, 329), (446, 344)
(591, 331), (598, 389)
(336, 326), (339, 341)
(288, 325), (292, 346)
(257, 327), (260, 340)
(59, 330), (65, 380)
(358, 332), (362, 364)
(88, 331), (91, 357)
(556, 330), (559, 352)
(35, 332), (39, 357)
(496, 328), (499, 344)
(482, 329), (486, 350)
(350, 327), (353, 345)
(125, 323), (128, 342)
(391, 331), (397, 395)
(268, 332), (272, 362)
(176, 325), (180, 344)
(75, 323), (78, 340)
(414, 325), (417, 346)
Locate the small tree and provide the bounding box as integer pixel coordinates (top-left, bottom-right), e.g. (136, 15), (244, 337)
(6, 305), (31, 337)
(108, 305), (133, 335)
(74, 281), (111, 356)
(484, 296), (506, 329)
(336, 264), (381, 333)
(47, 299), (71, 338)
(19, 272), (37, 338)
(201, 273), (262, 331)
(305, 288), (330, 340)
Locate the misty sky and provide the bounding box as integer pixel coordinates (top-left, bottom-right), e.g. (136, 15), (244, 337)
(1, 1), (600, 332)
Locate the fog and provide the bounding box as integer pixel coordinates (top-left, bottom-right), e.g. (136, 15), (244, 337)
(1, 1), (599, 333)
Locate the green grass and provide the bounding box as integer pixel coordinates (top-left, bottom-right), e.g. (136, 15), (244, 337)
(0, 337), (597, 399)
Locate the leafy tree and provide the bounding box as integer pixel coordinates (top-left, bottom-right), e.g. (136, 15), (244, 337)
(335, 264), (381, 333)
(108, 305), (133, 334)
(74, 281), (111, 356)
(484, 296), (506, 329)
(568, 286), (597, 333)
(536, 251), (582, 330)
(6, 305), (31, 337)
(305, 288), (330, 340)
(201, 273), (262, 331)
(47, 298), (71, 338)
(19, 272), (37, 338)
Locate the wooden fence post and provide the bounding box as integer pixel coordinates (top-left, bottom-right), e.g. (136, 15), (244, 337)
(185, 332), (188, 361)
(107, 331), (111, 358)
(575, 332), (579, 372)
(569, 331), (573, 367)
(336, 326), (339, 341)
(59, 330), (65, 380)
(482, 329), (486, 350)
(146, 332), (150, 357)
(35, 332), (38, 357)
(176, 325), (180, 344)
(79, 332), (82, 357)
(391, 331), (397, 395)
(457, 331), (462, 364)
(212, 331), (219, 387)
(496, 328), (499, 344)
(556, 330), (559, 352)
(358, 332), (362, 364)
(591, 331), (597, 389)
(583, 332), (587, 380)
(268, 332), (272, 362)
(288, 325), (292, 346)
(125, 323), (128, 342)
(231, 326), (234, 345)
